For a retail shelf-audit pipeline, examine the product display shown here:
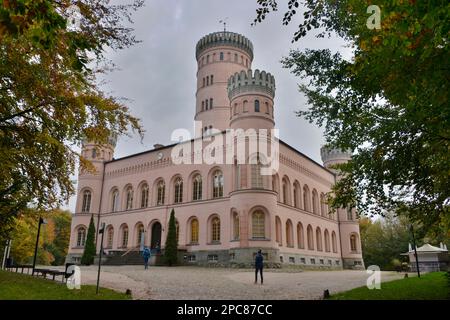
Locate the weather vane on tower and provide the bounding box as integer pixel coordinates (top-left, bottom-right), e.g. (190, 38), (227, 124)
(219, 17), (228, 32)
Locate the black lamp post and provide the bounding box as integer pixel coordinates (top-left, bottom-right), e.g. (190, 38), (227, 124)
(409, 225), (420, 278)
(32, 217), (47, 275)
(96, 222), (106, 295)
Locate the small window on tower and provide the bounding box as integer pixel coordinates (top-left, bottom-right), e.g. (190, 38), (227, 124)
(201, 101), (204, 111)
(220, 52), (224, 60)
(92, 148), (97, 159)
(234, 53), (238, 62)
(254, 100), (260, 112)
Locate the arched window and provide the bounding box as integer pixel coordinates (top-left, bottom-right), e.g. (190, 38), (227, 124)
(232, 212), (240, 240)
(234, 53), (238, 62)
(122, 226), (129, 248)
(350, 234), (358, 252)
(212, 170), (224, 198)
(307, 225), (314, 250)
(316, 227), (323, 251)
(210, 75), (214, 84)
(157, 180), (165, 205)
(174, 177), (183, 203)
(254, 100), (260, 112)
(233, 103), (238, 115)
(243, 100), (248, 112)
(220, 52), (224, 60)
(206, 55), (210, 63)
(81, 190), (91, 213)
(303, 185), (311, 212)
(286, 220), (294, 247)
(312, 189), (319, 214)
(111, 189), (119, 212)
(125, 186), (133, 210)
(252, 211), (265, 239)
(136, 224), (145, 246)
(211, 217), (220, 242)
(76, 227), (86, 247)
(205, 99), (209, 110)
(106, 227), (114, 248)
(293, 182), (301, 208)
(297, 223), (305, 249)
(251, 154), (263, 188)
(201, 101), (204, 111)
(190, 219), (199, 243)
(332, 231), (338, 253)
(347, 207), (353, 220)
(320, 193), (327, 216)
(140, 184), (149, 208)
(206, 76), (209, 86)
(92, 148), (97, 159)
(192, 174), (202, 201)
(202, 78), (205, 87)
(324, 230), (330, 252)
(265, 102), (270, 114)
(210, 98), (213, 109)
(275, 216), (282, 245)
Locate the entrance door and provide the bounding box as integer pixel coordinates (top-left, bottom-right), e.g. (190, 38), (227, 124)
(151, 222), (162, 250)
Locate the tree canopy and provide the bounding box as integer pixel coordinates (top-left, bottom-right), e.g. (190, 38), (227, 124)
(253, 0), (449, 231)
(0, 1), (144, 240)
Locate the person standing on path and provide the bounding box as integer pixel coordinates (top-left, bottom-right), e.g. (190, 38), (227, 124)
(254, 249), (264, 284)
(143, 246), (151, 270)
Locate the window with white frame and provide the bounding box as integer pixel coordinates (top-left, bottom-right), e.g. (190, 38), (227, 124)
(193, 174), (202, 201)
(174, 177), (183, 203)
(212, 170), (224, 198)
(76, 227), (86, 247)
(81, 190), (91, 213)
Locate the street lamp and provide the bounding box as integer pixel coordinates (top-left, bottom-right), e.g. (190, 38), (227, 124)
(96, 222), (106, 295)
(409, 225), (421, 278)
(32, 217), (47, 275)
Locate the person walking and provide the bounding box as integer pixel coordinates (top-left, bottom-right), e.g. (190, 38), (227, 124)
(143, 246), (151, 270)
(254, 249), (264, 284)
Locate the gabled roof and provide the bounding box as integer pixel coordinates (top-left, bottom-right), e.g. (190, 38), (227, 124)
(403, 243), (448, 255)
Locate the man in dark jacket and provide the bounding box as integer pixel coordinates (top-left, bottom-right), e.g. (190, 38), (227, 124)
(254, 249), (264, 284)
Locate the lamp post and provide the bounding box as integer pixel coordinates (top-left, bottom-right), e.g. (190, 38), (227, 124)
(409, 225), (420, 278)
(32, 217), (47, 275)
(96, 222), (106, 295)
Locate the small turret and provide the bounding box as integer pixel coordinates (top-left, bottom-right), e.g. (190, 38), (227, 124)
(81, 135), (117, 162)
(320, 146), (352, 173)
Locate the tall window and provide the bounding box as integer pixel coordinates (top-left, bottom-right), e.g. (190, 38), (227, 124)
(107, 227), (114, 248)
(121, 226), (129, 248)
(174, 177), (183, 203)
(220, 52), (224, 60)
(297, 223), (305, 249)
(232, 212), (239, 240)
(282, 181), (288, 204)
(205, 99), (209, 110)
(137, 225), (144, 246)
(332, 231), (338, 253)
(203, 78), (205, 87)
(212, 171), (224, 198)
(252, 211), (265, 238)
(191, 219), (199, 243)
(112, 189), (119, 212)
(157, 181), (165, 205)
(312, 190), (319, 214)
(206, 55), (210, 63)
(211, 217), (220, 242)
(303, 185), (311, 212)
(347, 208), (353, 220)
(210, 98), (213, 109)
(286, 220), (293, 247)
(320, 193), (327, 216)
(234, 53), (238, 62)
(206, 76), (209, 86)
(140, 184), (149, 208)
(251, 155), (263, 188)
(324, 230), (330, 252)
(350, 234), (357, 252)
(293, 187), (298, 208)
(81, 190), (91, 213)
(254, 100), (260, 112)
(125, 186), (133, 210)
(192, 174), (202, 201)
(307, 225), (314, 250)
(210, 75), (213, 84)
(201, 101), (204, 111)
(316, 227), (323, 251)
(76, 227), (86, 247)
(92, 148), (97, 158)
(243, 100), (248, 112)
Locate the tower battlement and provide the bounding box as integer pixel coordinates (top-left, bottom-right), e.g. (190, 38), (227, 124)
(227, 69), (276, 100)
(320, 146), (352, 170)
(195, 31), (254, 60)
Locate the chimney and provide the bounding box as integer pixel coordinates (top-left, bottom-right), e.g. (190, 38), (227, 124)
(153, 144), (164, 149)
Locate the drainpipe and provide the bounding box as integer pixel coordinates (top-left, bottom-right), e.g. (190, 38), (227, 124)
(95, 162), (106, 253)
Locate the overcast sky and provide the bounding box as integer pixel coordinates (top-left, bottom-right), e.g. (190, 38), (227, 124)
(66, 0), (351, 211)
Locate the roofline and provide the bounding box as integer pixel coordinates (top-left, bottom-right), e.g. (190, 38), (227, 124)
(106, 132), (335, 177)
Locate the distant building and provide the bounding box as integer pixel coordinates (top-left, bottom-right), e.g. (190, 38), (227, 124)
(402, 243), (449, 272)
(66, 30), (364, 269)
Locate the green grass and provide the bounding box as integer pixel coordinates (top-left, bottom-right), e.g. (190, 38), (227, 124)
(0, 270), (131, 300)
(330, 272), (450, 300)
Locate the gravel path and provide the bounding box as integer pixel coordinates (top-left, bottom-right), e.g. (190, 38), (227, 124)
(55, 265), (408, 300)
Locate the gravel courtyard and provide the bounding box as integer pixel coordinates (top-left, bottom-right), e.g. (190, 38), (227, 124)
(65, 265), (408, 300)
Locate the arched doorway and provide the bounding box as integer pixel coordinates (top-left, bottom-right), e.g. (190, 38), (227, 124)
(151, 222), (162, 250)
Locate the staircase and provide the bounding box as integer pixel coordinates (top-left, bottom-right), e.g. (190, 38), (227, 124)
(102, 247), (165, 266)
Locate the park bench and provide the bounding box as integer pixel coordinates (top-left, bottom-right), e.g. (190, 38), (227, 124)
(33, 268), (67, 283)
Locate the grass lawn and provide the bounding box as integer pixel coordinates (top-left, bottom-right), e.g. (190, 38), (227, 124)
(330, 272), (449, 300)
(0, 270), (131, 300)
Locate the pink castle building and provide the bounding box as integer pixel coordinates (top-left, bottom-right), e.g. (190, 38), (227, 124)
(67, 31), (364, 269)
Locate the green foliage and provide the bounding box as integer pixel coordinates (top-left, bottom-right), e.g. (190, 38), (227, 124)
(253, 1), (450, 232)
(0, 270), (130, 300)
(81, 215), (96, 266)
(0, 0), (144, 243)
(330, 272), (449, 300)
(164, 209), (178, 266)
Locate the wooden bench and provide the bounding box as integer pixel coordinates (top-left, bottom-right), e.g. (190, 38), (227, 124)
(33, 268), (67, 283)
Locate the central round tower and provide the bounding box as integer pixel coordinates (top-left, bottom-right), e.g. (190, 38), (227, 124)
(195, 31), (254, 134)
